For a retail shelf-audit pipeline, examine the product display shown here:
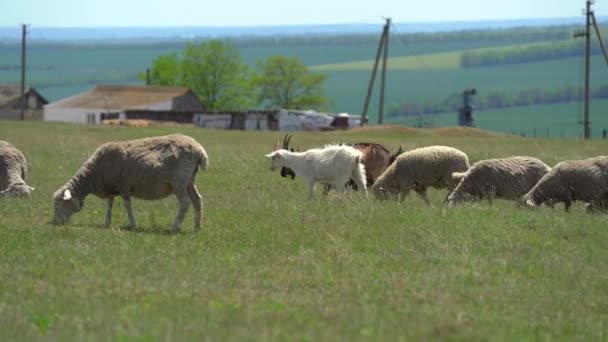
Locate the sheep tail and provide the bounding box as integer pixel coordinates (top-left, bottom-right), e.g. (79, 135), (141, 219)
(198, 148), (209, 171)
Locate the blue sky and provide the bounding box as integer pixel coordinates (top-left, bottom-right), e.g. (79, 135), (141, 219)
(2, 0), (607, 27)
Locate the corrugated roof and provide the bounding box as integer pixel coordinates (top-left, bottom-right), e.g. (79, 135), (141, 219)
(46, 85), (192, 110)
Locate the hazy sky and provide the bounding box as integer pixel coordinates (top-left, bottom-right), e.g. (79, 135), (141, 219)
(2, 0), (607, 27)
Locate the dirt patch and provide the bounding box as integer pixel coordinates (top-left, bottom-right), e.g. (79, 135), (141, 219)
(350, 125), (420, 134)
(431, 126), (504, 137)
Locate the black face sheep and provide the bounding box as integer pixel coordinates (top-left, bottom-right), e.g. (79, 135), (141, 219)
(0, 141), (34, 198)
(447, 156), (551, 205)
(52, 134), (209, 233)
(372, 145), (470, 204)
(523, 156), (608, 212)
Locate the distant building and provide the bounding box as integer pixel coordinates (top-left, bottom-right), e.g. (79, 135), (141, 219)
(43, 85), (205, 124)
(193, 109), (361, 131)
(0, 85), (48, 120)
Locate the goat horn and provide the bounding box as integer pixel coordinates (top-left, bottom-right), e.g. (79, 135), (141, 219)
(283, 133), (292, 149)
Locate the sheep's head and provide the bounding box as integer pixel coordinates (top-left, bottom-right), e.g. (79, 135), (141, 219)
(52, 187), (83, 225)
(0, 183), (34, 198)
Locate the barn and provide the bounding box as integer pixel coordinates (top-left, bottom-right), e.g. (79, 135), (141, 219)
(43, 85), (204, 124)
(0, 85), (48, 120)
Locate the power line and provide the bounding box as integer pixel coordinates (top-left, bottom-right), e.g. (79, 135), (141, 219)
(389, 23), (430, 69)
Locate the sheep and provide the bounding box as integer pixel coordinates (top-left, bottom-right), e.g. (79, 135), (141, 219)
(447, 156), (551, 205)
(265, 144), (367, 200)
(372, 145), (470, 205)
(523, 156), (608, 212)
(52, 134), (209, 233)
(0, 140), (34, 198)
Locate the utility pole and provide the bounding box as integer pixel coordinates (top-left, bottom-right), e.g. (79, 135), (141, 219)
(574, 0), (608, 139)
(146, 68), (151, 85)
(361, 18), (391, 126)
(20, 24), (28, 121)
(378, 17), (391, 125)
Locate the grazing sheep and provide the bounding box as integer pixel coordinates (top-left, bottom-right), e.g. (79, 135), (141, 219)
(447, 156), (551, 205)
(372, 145), (470, 204)
(523, 156), (608, 212)
(0, 141), (34, 197)
(265, 144), (367, 200)
(52, 134), (208, 233)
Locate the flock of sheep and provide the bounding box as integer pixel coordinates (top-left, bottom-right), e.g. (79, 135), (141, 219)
(1, 131), (607, 233)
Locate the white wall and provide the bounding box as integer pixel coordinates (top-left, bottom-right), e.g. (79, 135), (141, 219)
(43, 107), (124, 124)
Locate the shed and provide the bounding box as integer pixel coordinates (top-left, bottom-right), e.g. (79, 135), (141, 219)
(0, 85), (48, 120)
(43, 85), (204, 124)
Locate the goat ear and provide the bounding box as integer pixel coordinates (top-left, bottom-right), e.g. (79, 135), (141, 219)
(63, 189), (72, 200)
(265, 152), (276, 158)
(0, 189), (7, 196)
(28, 186), (35, 191)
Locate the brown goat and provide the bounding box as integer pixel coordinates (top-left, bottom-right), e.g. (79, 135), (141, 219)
(277, 134), (402, 193)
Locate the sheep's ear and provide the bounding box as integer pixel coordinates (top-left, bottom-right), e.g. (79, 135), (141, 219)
(63, 189), (72, 200)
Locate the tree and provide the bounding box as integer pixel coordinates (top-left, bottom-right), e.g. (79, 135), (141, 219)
(139, 53), (181, 86)
(140, 40), (255, 110)
(181, 41), (255, 110)
(255, 56), (328, 110)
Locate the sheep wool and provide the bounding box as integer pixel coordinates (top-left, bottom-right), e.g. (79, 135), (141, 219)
(0, 140), (34, 197)
(52, 134), (208, 233)
(523, 156), (608, 211)
(372, 145), (470, 204)
(447, 156), (551, 205)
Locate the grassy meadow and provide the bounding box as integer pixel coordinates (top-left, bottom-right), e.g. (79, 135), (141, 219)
(1, 120), (608, 340)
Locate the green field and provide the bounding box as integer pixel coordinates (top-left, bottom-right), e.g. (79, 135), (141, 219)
(394, 99), (608, 139)
(1, 121), (608, 340)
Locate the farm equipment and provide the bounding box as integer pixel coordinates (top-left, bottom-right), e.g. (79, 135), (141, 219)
(458, 87), (476, 127)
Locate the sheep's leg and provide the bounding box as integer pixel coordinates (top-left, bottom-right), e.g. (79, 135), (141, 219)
(122, 195), (136, 228)
(399, 190), (409, 202)
(104, 197), (114, 226)
(171, 189), (191, 234)
(322, 183), (332, 196)
(307, 180), (316, 200)
(187, 183), (203, 230)
(415, 188), (431, 206)
(564, 200), (572, 212)
(334, 180), (347, 196)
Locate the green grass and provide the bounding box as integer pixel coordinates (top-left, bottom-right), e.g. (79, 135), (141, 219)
(1, 121), (608, 340)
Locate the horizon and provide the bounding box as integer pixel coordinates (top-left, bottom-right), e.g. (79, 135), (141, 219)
(2, 0), (607, 27)
(0, 16), (596, 29)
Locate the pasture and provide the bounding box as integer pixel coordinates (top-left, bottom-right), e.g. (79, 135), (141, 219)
(1, 120), (608, 340)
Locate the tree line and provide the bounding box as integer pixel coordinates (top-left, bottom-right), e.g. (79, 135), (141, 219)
(461, 37), (607, 67)
(388, 84), (608, 119)
(141, 40), (329, 111)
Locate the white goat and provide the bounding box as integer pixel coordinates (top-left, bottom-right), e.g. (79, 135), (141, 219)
(266, 144), (367, 200)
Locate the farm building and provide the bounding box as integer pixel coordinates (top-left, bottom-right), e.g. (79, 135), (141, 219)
(43, 85), (204, 124)
(0, 85), (48, 120)
(193, 109), (361, 131)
